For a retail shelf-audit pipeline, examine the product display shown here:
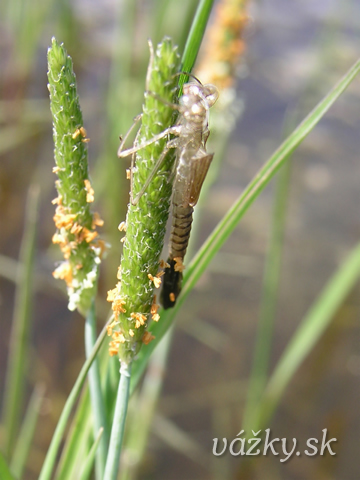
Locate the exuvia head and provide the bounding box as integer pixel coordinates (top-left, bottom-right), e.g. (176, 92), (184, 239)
(182, 82), (219, 109)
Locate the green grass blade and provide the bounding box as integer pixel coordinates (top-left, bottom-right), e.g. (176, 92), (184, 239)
(131, 56), (360, 391)
(0, 451), (15, 480)
(79, 428), (104, 480)
(243, 161), (291, 432)
(84, 301), (109, 479)
(2, 185), (39, 458)
(56, 340), (116, 480)
(256, 240), (360, 427)
(55, 389), (91, 480)
(180, 0), (215, 84)
(104, 363), (132, 480)
(39, 322), (109, 480)
(120, 330), (174, 480)
(10, 384), (45, 479)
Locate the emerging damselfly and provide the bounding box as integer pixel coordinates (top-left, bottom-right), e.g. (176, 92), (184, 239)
(118, 62), (218, 308)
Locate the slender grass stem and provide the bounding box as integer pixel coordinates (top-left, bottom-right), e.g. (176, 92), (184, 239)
(243, 160), (291, 433)
(84, 301), (109, 479)
(120, 329), (174, 480)
(10, 383), (45, 479)
(55, 388), (92, 480)
(180, 0), (215, 86)
(256, 240), (360, 427)
(2, 185), (39, 458)
(104, 362), (132, 480)
(38, 319), (110, 480)
(0, 451), (15, 480)
(79, 428), (104, 480)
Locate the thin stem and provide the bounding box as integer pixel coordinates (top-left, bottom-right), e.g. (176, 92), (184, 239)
(84, 300), (109, 479)
(39, 319), (110, 480)
(2, 185), (39, 458)
(0, 451), (15, 480)
(257, 240), (360, 428)
(104, 362), (132, 480)
(120, 329), (174, 480)
(180, 0), (215, 86)
(243, 160), (291, 433)
(10, 383), (45, 478)
(79, 428), (104, 480)
(55, 388), (92, 480)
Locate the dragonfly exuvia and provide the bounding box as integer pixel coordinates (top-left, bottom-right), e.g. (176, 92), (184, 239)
(118, 70), (218, 309)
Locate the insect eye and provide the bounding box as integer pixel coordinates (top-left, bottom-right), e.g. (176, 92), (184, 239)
(205, 85), (219, 106)
(191, 104), (203, 115)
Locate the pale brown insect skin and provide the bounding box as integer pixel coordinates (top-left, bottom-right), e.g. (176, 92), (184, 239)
(118, 79), (218, 310)
(160, 82), (219, 309)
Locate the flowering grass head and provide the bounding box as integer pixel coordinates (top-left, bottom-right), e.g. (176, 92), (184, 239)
(107, 38), (180, 363)
(47, 38), (105, 316)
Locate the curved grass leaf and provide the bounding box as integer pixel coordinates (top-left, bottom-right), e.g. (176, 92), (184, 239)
(55, 389), (91, 480)
(79, 428), (104, 480)
(38, 323), (109, 480)
(180, 0), (215, 86)
(0, 452), (15, 480)
(131, 56), (360, 392)
(10, 384), (45, 479)
(2, 186), (39, 458)
(255, 240), (360, 428)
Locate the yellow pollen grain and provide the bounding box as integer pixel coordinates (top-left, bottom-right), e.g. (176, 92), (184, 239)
(61, 244), (72, 260)
(112, 331), (126, 344)
(53, 206), (77, 230)
(126, 169), (131, 180)
(173, 257), (185, 272)
(72, 128), (81, 139)
(152, 313), (160, 322)
(92, 212), (104, 227)
(142, 331), (155, 345)
(150, 303), (158, 315)
(52, 232), (65, 244)
(70, 223), (83, 235)
(129, 329), (134, 337)
(117, 266), (122, 280)
(148, 274), (161, 289)
(107, 288), (118, 302)
(95, 239), (107, 257)
(51, 195), (62, 205)
(118, 221), (127, 232)
(53, 262), (73, 286)
(109, 346), (119, 357)
(169, 292), (175, 302)
(84, 179), (95, 203)
(160, 259), (170, 269)
(73, 126), (90, 142)
(112, 298), (126, 314)
(52, 166), (61, 173)
(131, 312), (147, 329)
(82, 228), (98, 243)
